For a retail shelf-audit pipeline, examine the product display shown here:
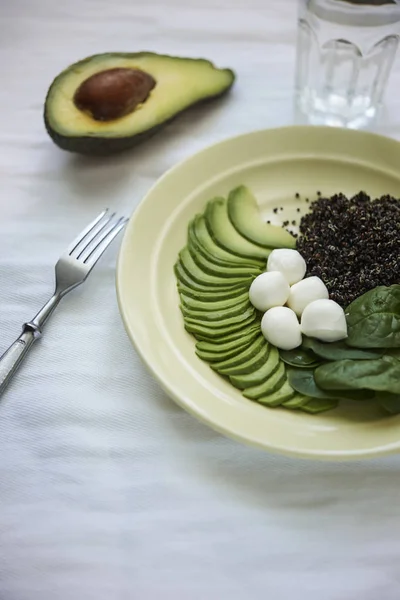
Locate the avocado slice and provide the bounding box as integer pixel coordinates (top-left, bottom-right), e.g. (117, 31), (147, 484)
(191, 217), (265, 269)
(196, 330), (260, 363)
(227, 186), (296, 249)
(211, 335), (266, 371)
(44, 52), (235, 155)
(194, 324), (260, 343)
(178, 282), (246, 302)
(216, 343), (270, 376)
(196, 326), (260, 355)
(184, 307), (255, 329)
(282, 394), (310, 409)
(188, 242), (261, 278)
(180, 299), (251, 322)
(180, 291), (250, 311)
(179, 249), (252, 288)
(255, 379), (296, 407)
(301, 398), (339, 414)
(174, 262), (247, 293)
(229, 346), (280, 389)
(243, 362), (287, 400)
(205, 199), (272, 260)
(184, 314), (256, 340)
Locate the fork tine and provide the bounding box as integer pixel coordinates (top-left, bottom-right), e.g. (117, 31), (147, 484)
(67, 209), (109, 256)
(78, 215), (125, 261)
(82, 217), (128, 268)
(75, 212), (117, 260)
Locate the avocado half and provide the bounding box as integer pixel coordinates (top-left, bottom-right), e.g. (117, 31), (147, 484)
(44, 52), (235, 155)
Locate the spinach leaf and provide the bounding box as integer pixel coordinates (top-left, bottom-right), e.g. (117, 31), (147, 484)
(345, 285), (400, 348)
(279, 347), (320, 368)
(376, 392), (400, 415)
(287, 368), (374, 401)
(315, 356), (400, 395)
(386, 348), (400, 361)
(302, 336), (384, 361)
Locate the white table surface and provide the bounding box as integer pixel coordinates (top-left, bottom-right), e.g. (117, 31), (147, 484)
(1, 1), (400, 598)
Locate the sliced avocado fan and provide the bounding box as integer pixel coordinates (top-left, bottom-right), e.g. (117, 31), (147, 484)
(175, 186), (340, 413)
(174, 188), (337, 414)
(44, 52), (235, 155)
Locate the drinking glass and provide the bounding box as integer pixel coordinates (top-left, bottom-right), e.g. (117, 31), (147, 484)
(295, 0), (400, 128)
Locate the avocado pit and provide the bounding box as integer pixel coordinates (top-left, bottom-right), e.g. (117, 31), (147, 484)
(73, 67), (156, 121)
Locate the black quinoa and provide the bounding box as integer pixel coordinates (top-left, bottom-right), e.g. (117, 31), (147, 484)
(296, 191), (400, 306)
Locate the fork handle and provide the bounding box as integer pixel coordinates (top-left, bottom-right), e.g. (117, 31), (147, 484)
(0, 293), (61, 397)
(0, 327), (39, 396)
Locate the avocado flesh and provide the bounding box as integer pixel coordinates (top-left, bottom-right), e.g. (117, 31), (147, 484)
(184, 307), (255, 329)
(44, 52), (235, 155)
(301, 399), (339, 414)
(194, 325), (260, 344)
(191, 217), (265, 269)
(179, 249), (252, 287)
(256, 379), (296, 407)
(205, 199), (272, 260)
(229, 346), (280, 389)
(181, 300), (252, 322)
(188, 239), (261, 278)
(174, 262), (247, 293)
(216, 344), (270, 376)
(243, 362), (287, 400)
(196, 327), (260, 355)
(185, 314), (256, 340)
(195, 331), (260, 363)
(178, 282), (245, 302)
(227, 186), (296, 249)
(282, 394), (310, 409)
(211, 336), (266, 371)
(180, 291), (250, 311)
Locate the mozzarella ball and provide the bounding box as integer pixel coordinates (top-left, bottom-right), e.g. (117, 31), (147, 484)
(261, 306), (302, 350)
(267, 249), (307, 285)
(287, 276), (329, 317)
(301, 299), (348, 342)
(249, 272), (290, 312)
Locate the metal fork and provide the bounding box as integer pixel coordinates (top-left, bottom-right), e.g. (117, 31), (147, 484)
(0, 209), (128, 397)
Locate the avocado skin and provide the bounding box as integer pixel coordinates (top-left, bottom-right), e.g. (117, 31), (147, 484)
(44, 116), (162, 155)
(44, 52), (235, 156)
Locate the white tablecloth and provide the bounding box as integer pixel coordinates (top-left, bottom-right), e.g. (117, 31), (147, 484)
(1, 1), (400, 598)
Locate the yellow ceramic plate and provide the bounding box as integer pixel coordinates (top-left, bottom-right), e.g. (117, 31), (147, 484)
(117, 126), (400, 460)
